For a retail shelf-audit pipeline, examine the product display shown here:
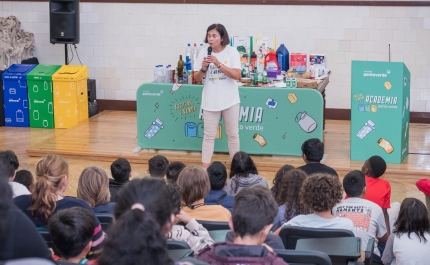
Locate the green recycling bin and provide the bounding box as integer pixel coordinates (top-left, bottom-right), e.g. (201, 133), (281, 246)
(26, 64), (62, 128)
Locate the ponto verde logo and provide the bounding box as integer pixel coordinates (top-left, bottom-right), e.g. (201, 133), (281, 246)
(363, 70), (388, 78)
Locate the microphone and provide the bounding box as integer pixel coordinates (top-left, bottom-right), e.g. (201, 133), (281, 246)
(207, 47), (212, 56)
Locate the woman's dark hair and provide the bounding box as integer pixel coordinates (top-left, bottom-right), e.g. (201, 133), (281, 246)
(300, 173), (343, 212)
(0, 177), (13, 236)
(394, 198), (429, 243)
(230, 152), (258, 194)
(99, 178), (175, 265)
(204, 23), (230, 46)
(271, 164), (295, 198)
(276, 169), (310, 222)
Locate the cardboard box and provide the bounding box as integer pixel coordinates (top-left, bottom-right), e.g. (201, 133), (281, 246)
(297, 78), (318, 89)
(290, 53), (307, 68)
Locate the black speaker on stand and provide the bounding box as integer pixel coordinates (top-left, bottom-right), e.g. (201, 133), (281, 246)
(49, 0), (80, 65)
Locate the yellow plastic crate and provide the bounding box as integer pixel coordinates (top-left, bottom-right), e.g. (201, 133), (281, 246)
(52, 65), (88, 128)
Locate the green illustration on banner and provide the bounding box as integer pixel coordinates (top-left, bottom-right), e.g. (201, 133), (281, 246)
(137, 83), (324, 156)
(351, 61), (410, 164)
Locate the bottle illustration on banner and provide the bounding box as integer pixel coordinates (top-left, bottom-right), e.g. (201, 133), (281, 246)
(287, 92), (297, 104)
(44, 81), (48, 90)
(144, 118), (164, 139)
(16, 110), (24, 122)
(23, 100), (28, 108)
(170, 83), (182, 94)
(253, 134), (267, 147)
(43, 120), (48, 128)
(33, 85), (38, 93)
(378, 138), (394, 154)
(33, 110), (39, 120)
(356, 120), (375, 139)
(295, 112), (317, 133)
(48, 102), (53, 114)
(185, 122), (197, 137)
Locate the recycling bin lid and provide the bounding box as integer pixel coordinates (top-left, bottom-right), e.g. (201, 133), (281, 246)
(5, 64), (37, 74)
(27, 65), (62, 81)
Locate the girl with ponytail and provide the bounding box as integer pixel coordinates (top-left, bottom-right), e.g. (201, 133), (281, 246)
(98, 178), (192, 265)
(13, 154), (105, 260)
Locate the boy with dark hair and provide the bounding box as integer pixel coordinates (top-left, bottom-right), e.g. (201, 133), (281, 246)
(280, 173), (354, 232)
(14, 170), (34, 192)
(147, 155), (169, 178)
(204, 161), (234, 212)
(297, 138), (338, 177)
(0, 151), (30, 197)
(49, 207), (96, 264)
(109, 158), (131, 202)
(333, 170), (388, 264)
(166, 161), (186, 183)
(197, 185), (287, 265)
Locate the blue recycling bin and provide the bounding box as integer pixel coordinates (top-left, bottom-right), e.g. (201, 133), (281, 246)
(2, 64), (37, 127)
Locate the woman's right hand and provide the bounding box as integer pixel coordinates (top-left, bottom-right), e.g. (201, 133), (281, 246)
(201, 57), (209, 71)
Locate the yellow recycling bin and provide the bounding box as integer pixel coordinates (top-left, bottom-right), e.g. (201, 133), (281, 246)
(52, 65), (88, 128)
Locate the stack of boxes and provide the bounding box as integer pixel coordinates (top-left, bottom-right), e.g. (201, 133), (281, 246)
(1, 64), (89, 129)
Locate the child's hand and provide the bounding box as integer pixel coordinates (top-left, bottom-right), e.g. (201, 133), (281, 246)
(176, 210), (192, 224)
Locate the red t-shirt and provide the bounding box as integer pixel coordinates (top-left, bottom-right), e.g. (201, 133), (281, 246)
(416, 178), (430, 196)
(346, 175), (391, 208)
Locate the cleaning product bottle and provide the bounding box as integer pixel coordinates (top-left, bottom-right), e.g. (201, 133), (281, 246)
(264, 51), (280, 71)
(276, 44), (289, 72)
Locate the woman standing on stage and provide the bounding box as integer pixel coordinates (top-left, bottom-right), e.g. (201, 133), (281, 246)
(193, 23), (241, 168)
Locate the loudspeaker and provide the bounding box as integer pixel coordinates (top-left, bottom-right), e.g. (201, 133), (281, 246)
(50, 0), (80, 44)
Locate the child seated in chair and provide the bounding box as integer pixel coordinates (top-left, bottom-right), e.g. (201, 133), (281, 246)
(49, 207), (97, 264)
(197, 185), (287, 265)
(279, 173), (354, 233)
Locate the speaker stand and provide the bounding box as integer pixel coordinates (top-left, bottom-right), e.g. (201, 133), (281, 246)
(65, 44), (68, 65)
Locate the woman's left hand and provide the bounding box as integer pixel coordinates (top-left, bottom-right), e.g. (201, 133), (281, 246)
(205, 55), (220, 66)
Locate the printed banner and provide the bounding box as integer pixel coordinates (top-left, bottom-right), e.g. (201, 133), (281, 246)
(351, 61), (410, 164)
(137, 83), (324, 156)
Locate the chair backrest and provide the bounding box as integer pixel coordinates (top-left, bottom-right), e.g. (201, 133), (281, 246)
(279, 226), (354, 249)
(95, 213), (114, 232)
(0, 258), (56, 265)
(167, 240), (191, 250)
(39, 230), (54, 249)
(274, 249), (332, 265)
(196, 220), (230, 231)
(363, 237), (375, 265)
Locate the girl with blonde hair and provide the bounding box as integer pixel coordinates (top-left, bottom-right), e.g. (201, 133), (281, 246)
(77, 166), (115, 214)
(13, 154), (105, 259)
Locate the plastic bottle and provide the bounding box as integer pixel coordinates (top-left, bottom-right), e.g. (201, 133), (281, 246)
(177, 55), (184, 84)
(192, 43), (198, 69)
(154, 65), (163, 83)
(185, 60), (192, 84)
(276, 44), (289, 72)
(185, 43), (192, 62)
(253, 70), (258, 85)
(262, 68), (268, 84)
(250, 51), (257, 71)
(198, 44), (204, 57)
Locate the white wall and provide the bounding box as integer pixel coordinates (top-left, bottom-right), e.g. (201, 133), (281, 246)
(1, 1), (430, 111)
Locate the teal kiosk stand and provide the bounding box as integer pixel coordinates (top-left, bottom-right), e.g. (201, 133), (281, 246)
(350, 61), (410, 164)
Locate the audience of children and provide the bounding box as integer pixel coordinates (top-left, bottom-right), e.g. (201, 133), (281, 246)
(272, 169), (310, 231)
(224, 151), (268, 196)
(204, 161), (235, 212)
(13, 154), (105, 259)
(0, 150), (30, 197)
(0, 177), (52, 261)
(49, 207), (97, 264)
(196, 185), (287, 265)
(297, 138), (338, 177)
(109, 158), (131, 202)
(147, 154), (169, 178)
(166, 161), (186, 183)
(333, 170), (388, 264)
(270, 164), (294, 199)
(98, 178), (193, 265)
(177, 166), (231, 222)
(280, 173), (354, 232)
(14, 169), (34, 193)
(381, 198), (430, 265)
(166, 182), (215, 252)
(77, 166), (115, 214)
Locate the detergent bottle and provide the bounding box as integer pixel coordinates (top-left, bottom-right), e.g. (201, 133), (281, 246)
(276, 44), (289, 71)
(264, 51), (280, 71)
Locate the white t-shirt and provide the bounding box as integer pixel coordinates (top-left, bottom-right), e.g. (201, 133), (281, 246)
(332, 197), (387, 256)
(193, 45), (241, 111)
(382, 232), (430, 265)
(284, 213), (355, 232)
(9, 182), (30, 198)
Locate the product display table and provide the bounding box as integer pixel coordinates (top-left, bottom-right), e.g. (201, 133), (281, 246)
(137, 82), (324, 156)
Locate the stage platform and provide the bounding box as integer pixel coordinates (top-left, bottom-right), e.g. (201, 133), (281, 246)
(27, 110), (430, 179)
